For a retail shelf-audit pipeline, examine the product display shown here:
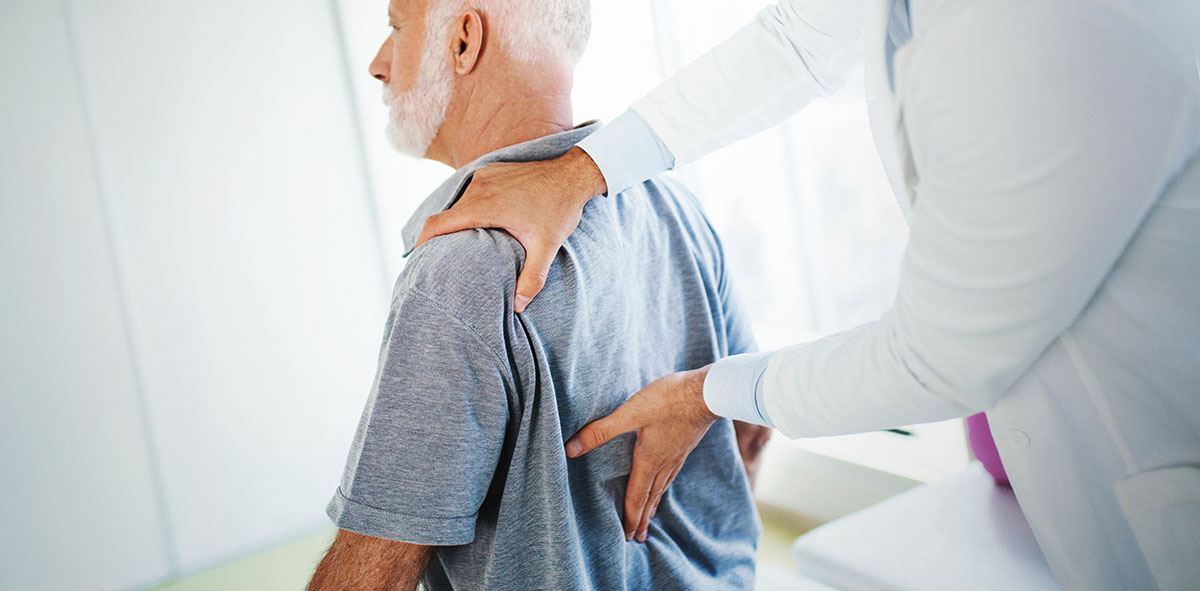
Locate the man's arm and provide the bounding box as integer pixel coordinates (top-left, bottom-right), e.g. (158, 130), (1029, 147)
(309, 529), (432, 591)
(712, 209), (772, 489)
(320, 261), (515, 574)
(733, 420), (771, 489)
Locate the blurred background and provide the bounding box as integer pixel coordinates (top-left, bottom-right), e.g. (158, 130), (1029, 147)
(0, 0), (967, 588)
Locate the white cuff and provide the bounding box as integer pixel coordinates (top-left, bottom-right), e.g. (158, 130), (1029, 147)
(703, 352), (774, 427)
(576, 109), (675, 196)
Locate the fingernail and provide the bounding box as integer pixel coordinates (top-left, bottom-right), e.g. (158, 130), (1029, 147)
(565, 439), (582, 458)
(514, 295), (531, 313)
(649, 506), (656, 519)
(636, 530), (647, 543)
(626, 530), (633, 542)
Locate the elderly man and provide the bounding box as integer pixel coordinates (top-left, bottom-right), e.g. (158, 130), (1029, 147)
(306, 0), (769, 589)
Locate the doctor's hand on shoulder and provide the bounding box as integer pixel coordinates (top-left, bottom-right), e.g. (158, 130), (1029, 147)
(414, 147), (605, 313)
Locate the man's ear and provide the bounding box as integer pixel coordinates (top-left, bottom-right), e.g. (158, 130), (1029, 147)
(450, 9), (484, 75)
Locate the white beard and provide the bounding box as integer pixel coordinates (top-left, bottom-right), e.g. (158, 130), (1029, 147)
(382, 42), (454, 158)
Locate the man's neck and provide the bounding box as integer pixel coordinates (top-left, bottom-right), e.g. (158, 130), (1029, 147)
(426, 62), (575, 169)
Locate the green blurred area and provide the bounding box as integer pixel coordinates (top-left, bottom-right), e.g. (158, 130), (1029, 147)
(151, 505), (809, 590)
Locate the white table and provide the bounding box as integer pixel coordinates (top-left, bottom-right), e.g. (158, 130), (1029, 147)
(791, 463), (1059, 590)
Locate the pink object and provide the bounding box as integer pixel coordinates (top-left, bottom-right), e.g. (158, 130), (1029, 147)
(966, 413), (1009, 486)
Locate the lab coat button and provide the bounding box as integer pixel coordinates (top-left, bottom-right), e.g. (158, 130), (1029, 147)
(1005, 429), (1031, 450)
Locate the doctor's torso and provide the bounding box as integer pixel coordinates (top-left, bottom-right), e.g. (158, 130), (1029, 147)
(867, 1), (1200, 588)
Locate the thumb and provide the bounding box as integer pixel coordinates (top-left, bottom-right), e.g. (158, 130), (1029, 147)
(565, 402), (640, 459)
(514, 241), (556, 313)
(415, 209), (482, 250)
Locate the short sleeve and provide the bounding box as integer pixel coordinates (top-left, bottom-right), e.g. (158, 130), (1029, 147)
(709, 218), (756, 358)
(720, 271), (757, 358)
(703, 254), (771, 425)
(327, 287), (512, 546)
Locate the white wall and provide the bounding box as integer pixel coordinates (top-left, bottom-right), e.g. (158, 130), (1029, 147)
(0, 3), (666, 587)
(1, 0), (409, 587)
(0, 2), (171, 588)
(0, 1), (924, 588)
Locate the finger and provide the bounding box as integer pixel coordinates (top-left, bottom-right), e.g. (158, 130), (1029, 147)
(414, 208), (484, 250)
(645, 463), (681, 525)
(564, 403), (639, 458)
(623, 460), (656, 540)
(514, 241), (556, 313)
(635, 470), (671, 543)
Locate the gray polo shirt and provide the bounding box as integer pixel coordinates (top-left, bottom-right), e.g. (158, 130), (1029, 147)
(327, 123), (760, 590)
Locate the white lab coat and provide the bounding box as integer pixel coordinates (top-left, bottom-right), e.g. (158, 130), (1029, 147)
(629, 0), (1200, 588)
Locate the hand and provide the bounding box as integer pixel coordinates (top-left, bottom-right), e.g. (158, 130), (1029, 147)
(564, 365), (718, 543)
(733, 421), (772, 490)
(414, 147), (606, 313)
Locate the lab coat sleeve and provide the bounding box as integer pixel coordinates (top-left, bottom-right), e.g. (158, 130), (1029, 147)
(576, 0), (867, 196)
(633, 0), (868, 168)
(706, 1), (1200, 436)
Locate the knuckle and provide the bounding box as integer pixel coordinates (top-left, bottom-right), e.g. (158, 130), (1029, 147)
(519, 275), (545, 293)
(585, 425), (608, 448)
(464, 182), (487, 199)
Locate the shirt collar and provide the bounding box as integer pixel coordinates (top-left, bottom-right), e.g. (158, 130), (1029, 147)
(400, 121), (601, 256)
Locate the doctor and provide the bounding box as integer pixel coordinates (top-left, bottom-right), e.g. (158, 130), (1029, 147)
(414, 0), (1200, 588)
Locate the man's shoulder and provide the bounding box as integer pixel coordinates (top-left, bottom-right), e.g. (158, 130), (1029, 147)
(634, 174), (714, 230)
(393, 227), (522, 324)
(626, 174), (725, 265)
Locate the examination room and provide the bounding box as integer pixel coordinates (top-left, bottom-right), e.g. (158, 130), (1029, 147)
(3, 0), (1199, 589)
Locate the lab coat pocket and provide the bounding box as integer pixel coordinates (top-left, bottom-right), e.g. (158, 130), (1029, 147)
(1113, 466), (1200, 591)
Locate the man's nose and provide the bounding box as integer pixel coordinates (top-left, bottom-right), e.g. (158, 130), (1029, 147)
(369, 41), (390, 83)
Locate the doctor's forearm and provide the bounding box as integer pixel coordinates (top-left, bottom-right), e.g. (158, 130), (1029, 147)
(576, 110), (674, 197)
(704, 319), (975, 438)
(633, 0), (867, 166)
(579, 0), (867, 196)
(705, 0), (1200, 439)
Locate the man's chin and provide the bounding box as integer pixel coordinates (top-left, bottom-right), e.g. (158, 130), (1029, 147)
(385, 131), (431, 159)
(385, 115), (438, 159)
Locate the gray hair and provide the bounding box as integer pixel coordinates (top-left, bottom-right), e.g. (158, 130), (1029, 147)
(427, 0), (592, 65)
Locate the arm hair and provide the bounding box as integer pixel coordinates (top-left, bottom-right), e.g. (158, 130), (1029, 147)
(308, 529), (432, 591)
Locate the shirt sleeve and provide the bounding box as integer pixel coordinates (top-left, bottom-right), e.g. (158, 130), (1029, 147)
(327, 287), (512, 545)
(705, 1), (1200, 436)
(704, 351), (772, 426)
(576, 109), (675, 196)
(700, 211), (767, 423)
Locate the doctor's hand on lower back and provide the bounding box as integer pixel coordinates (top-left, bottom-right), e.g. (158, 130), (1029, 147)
(565, 365), (718, 543)
(414, 147), (606, 313)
